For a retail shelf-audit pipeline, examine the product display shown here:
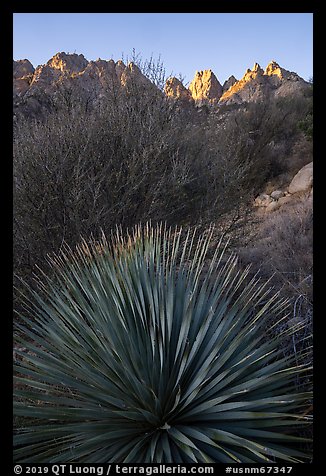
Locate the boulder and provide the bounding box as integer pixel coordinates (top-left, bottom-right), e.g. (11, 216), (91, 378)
(288, 162), (313, 194)
(254, 194), (273, 207)
(270, 190), (285, 200)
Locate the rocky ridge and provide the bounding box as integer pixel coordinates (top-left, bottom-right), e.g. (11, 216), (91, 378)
(13, 52), (309, 114)
(218, 61), (306, 105)
(13, 52), (157, 117)
(166, 60), (307, 105)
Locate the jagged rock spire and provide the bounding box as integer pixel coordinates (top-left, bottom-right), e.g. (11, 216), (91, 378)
(164, 77), (192, 100)
(188, 69), (223, 103)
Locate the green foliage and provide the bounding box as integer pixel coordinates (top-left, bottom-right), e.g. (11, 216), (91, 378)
(14, 225), (312, 463)
(298, 114), (313, 141)
(298, 84), (313, 140)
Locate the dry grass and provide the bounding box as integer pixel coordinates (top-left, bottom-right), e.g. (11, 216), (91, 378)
(240, 197), (312, 296)
(238, 197), (312, 383)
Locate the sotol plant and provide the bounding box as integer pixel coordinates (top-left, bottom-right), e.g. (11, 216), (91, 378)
(14, 224), (312, 463)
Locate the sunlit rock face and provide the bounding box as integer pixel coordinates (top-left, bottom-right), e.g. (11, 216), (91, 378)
(164, 77), (193, 101)
(264, 60), (290, 79)
(13, 52), (162, 118)
(46, 52), (89, 74)
(27, 54), (137, 94)
(219, 63), (266, 104)
(219, 61), (307, 105)
(188, 69), (223, 104)
(243, 62), (264, 81)
(13, 52), (310, 118)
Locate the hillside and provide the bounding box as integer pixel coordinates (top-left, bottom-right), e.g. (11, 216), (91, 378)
(13, 51), (313, 461)
(13, 52), (309, 117)
(13, 51), (313, 322)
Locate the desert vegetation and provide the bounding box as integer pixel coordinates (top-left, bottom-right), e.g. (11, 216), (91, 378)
(13, 55), (313, 462)
(13, 60), (312, 285)
(14, 225), (312, 463)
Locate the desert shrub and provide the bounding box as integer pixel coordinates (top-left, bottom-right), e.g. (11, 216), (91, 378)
(13, 96), (205, 287)
(12, 79), (251, 298)
(13, 56), (313, 313)
(240, 198), (312, 302)
(238, 198), (313, 373)
(14, 225), (312, 463)
(298, 85), (313, 141)
(208, 91), (313, 190)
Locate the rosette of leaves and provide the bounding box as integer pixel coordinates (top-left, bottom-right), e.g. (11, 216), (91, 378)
(14, 224), (312, 463)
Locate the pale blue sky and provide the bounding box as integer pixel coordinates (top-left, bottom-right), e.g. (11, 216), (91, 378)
(13, 13), (313, 85)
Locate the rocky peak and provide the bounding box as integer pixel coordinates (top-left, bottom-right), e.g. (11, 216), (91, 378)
(219, 63), (265, 103)
(46, 52), (89, 74)
(13, 59), (35, 97)
(219, 60), (308, 105)
(119, 61), (155, 91)
(13, 59), (35, 79)
(264, 60), (287, 79)
(243, 62), (264, 81)
(164, 77), (192, 101)
(83, 59), (116, 78)
(189, 69), (223, 103)
(222, 75), (237, 92)
(92, 58), (116, 70)
(252, 62), (262, 72)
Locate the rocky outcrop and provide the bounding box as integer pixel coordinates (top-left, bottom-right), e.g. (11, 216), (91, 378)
(24, 53), (90, 96)
(13, 60), (35, 97)
(46, 52), (89, 74)
(264, 60), (289, 80)
(120, 61), (155, 92)
(13, 52), (161, 117)
(27, 54), (152, 96)
(219, 63), (266, 104)
(254, 162), (313, 213)
(288, 162), (313, 194)
(76, 59), (118, 92)
(270, 190), (285, 200)
(13, 53), (311, 116)
(13, 59), (35, 79)
(222, 75), (237, 93)
(188, 70), (223, 104)
(219, 60), (308, 105)
(164, 77), (193, 101)
(244, 62), (264, 81)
